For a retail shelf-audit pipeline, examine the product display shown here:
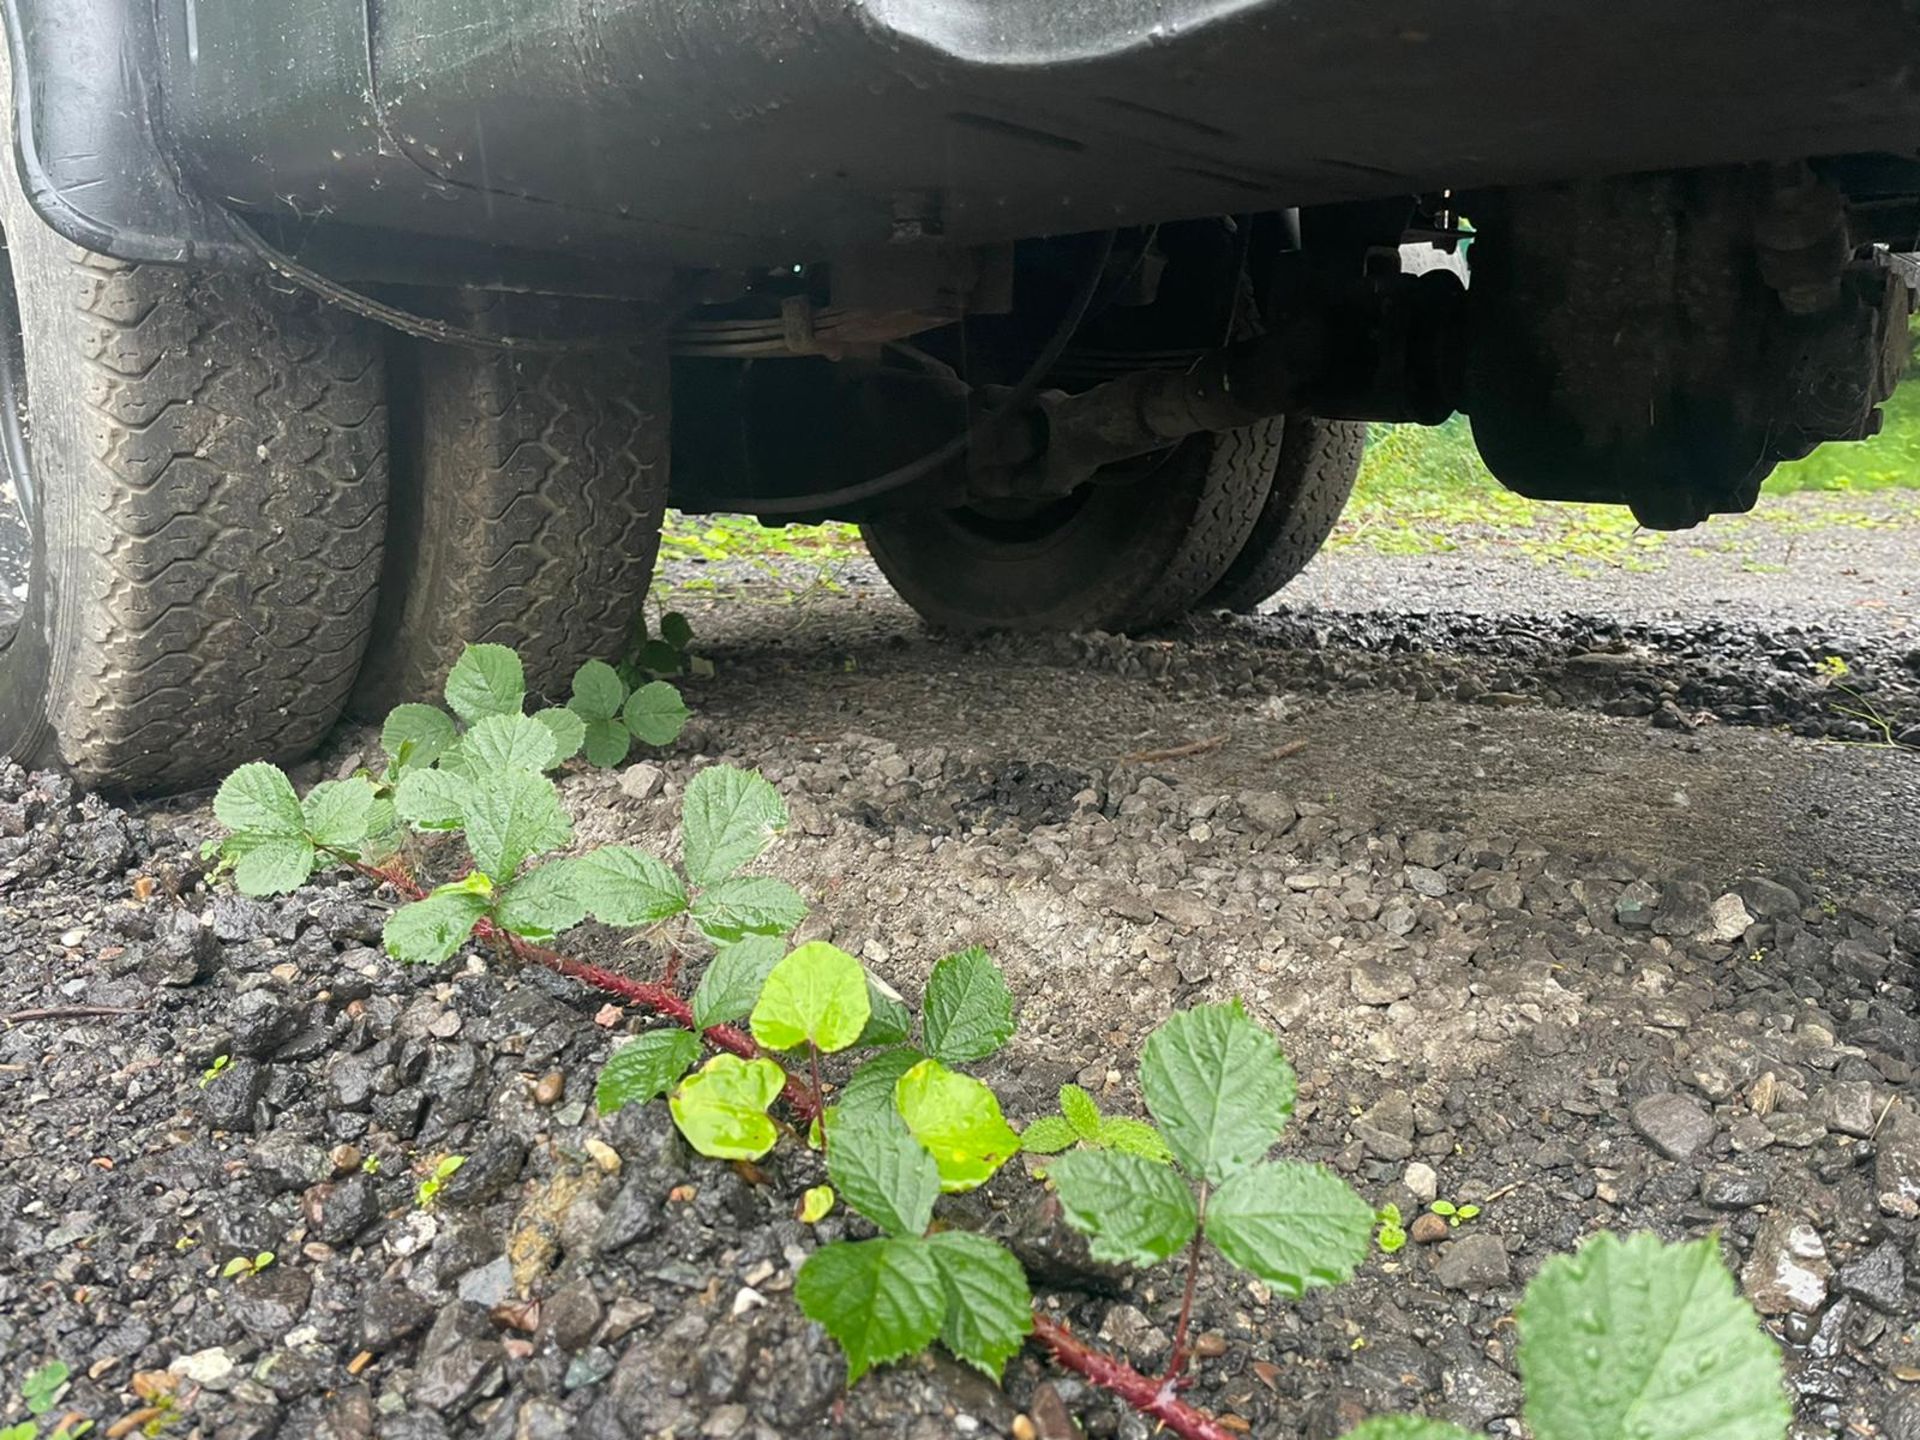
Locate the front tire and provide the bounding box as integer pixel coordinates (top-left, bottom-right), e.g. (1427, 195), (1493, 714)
(0, 42), (388, 791)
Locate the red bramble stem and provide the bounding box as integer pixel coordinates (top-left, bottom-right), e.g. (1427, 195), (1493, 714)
(1028, 1313), (1240, 1440)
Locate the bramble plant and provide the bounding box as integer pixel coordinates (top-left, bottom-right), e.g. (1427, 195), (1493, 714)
(204, 640), (1793, 1440)
(619, 608), (710, 693)
(0, 1362), (93, 1440)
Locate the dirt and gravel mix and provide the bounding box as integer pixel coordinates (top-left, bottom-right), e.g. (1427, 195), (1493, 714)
(2, 509), (1918, 1440)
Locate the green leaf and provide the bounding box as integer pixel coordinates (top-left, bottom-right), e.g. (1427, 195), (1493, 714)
(568, 659), (628, 723)
(894, 1058), (1021, 1193)
(856, 976), (914, 1047)
(827, 1108), (940, 1237)
(301, 776), (378, 849)
(1060, 1084), (1102, 1142)
(624, 680), (690, 746)
(462, 768), (572, 883)
(921, 946), (1016, 1065)
(1098, 1116), (1175, 1164)
(691, 935), (786, 1030)
(1203, 1160), (1375, 1297)
(533, 707), (587, 764)
(800, 1185), (835, 1224)
(383, 885), (491, 965)
(1019, 1115), (1079, 1155)
(1340, 1420), (1479, 1440)
(1430, 1200), (1457, 1217)
(462, 712), (560, 774)
(838, 1047), (925, 1123)
(571, 844), (688, 926)
(596, 1030), (703, 1113)
(682, 765), (788, 886)
(750, 941), (871, 1054)
(393, 767), (470, 831)
(691, 875), (809, 944)
(1048, 1149), (1198, 1266)
(361, 796), (401, 861)
(380, 704), (457, 769)
(925, 1231), (1033, 1380)
(637, 638), (683, 677)
(1140, 1000), (1297, 1184)
(660, 611), (695, 651)
(668, 1054), (785, 1160)
(796, 1237), (945, 1385)
(493, 859), (587, 939)
(1517, 1232), (1790, 1440)
(582, 717), (633, 769)
(444, 642), (526, 724)
(214, 762), (305, 836)
(225, 832), (317, 896)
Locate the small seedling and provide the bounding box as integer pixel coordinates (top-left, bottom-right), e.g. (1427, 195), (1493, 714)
(1375, 1203), (1408, 1254)
(360, 1154), (381, 1175)
(416, 1155), (466, 1208)
(1429, 1199), (1481, 1228)
(197, 1055), (230, 1088)
(1, 1362), (94, 1440)
(219, 1252), (275, 1280)
(1019, 1083), (1171, 1165)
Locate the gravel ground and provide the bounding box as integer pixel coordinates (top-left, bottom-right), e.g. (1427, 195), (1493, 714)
(2, 498), (1918, 1440)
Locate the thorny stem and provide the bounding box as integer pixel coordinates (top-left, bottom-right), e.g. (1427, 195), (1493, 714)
(1164, 1183), (1209, 1383)
(339, 851), (1241, 1435)
(1029, 1312), (1240, 1440)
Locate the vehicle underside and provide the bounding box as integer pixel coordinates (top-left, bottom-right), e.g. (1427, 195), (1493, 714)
(3, 0), (1920, 786)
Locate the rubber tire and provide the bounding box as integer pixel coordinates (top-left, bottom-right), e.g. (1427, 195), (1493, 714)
(0, 50), (388, 791)
(862, 420), (1282, 633)
(351, 338), (671, 714)
(1203, 417), (1366, 612)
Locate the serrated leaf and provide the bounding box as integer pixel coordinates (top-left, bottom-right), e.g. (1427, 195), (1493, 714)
(856, 975), (913, 1047)
(462, 713), (560, 775)
(1140, 1000), (1297, 1184)
(572, 845), (688, 926)
(444, 643), (525, 724)
(225, 832), (317, 897)
(301, 777), (378, 849)
(596, 1030), (702, 1113)
(1341, 1421), (1479, 1440)
(1048, 1149), (1198, 1265)
(682, 765), (787, 886)
(1098, 1116), (1174, 1164)
(568, 659), (627, 723)
(494, 859), (587, 939)
(383, 886), (490, 965)
(838, 1048), (925, 1123)
(921, 946), (1015, 1064)
(1204, 1160), (1374, 1297)
(894, 1058), (1021, 1193)
(691, 875), (808, 944)
(691, 935), (785, 1030)
(1019, 1115), (1079, 1155)
(668, 1054), (784, 1160)
(624, 680), (690, 746)
(660, 611), (695, 651)
(381, 704), (457, 769)
(214, 763), (305, 836)
(751, 941), (870, 1054)
(796, 1237), (944, 1385)
(827, 1109), (940, 1237)
(582, 717), (633, 769)
(925, 1231), (1033, 1379)
(462, 768), (572, 883)
(1517, 1232), (1789, 1440)
(1060, 1084), (1102, 1142)
(534, 707), (586, 764)
(393, 767), (470, 831)
(361, 796), (401, 862)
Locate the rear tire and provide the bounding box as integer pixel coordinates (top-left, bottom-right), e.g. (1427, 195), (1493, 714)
(1203, 417), (1365, 612)
(351, 337), (671, 714)
(862, 421), (1282, 633)
(0, 37), (388, 792)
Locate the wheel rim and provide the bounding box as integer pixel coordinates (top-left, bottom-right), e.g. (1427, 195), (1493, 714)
(0, 226), (33, 653)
